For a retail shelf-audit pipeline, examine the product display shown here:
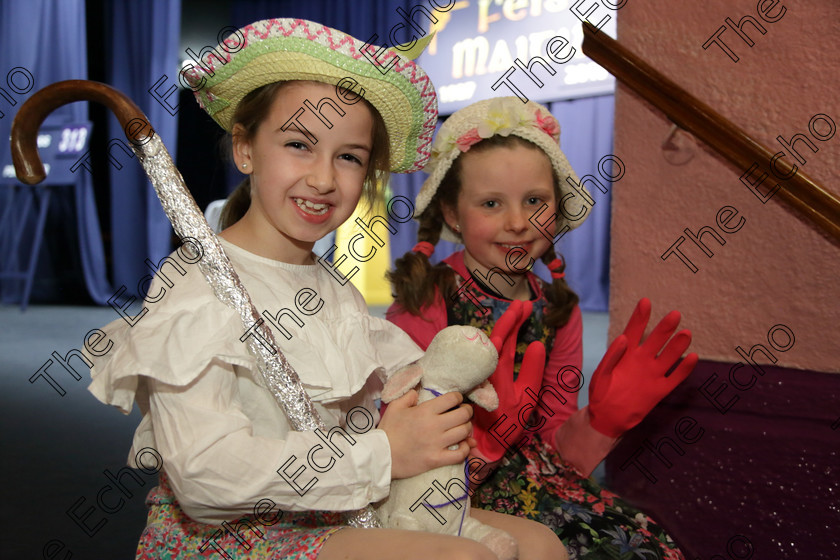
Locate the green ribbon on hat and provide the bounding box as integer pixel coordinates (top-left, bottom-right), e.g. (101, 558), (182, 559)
(395, 32), (436, 61)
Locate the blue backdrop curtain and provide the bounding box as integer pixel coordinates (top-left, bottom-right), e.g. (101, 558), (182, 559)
(229, 0), (612, 311)
(231, 0), (418, 40)
(106, 0), (181, 297)
(547, 95), (614, 312)
(0, 0), (112, 304)
(0, 0), (182, 304)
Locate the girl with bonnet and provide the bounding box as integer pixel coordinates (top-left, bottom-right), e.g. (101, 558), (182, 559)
(388, 96), (698, 559)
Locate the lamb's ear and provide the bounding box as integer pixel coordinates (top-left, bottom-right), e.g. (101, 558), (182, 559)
(381, 363), (424, 403)
(466, 380), (499, 411)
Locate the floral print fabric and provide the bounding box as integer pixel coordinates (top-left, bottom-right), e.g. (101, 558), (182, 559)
(135, 473), (345, 559)
(446, 271), (555, 383)
(471, 433), (685, 560)
(447, 264), (685, 559)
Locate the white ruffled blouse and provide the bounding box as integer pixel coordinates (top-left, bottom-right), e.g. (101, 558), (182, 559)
(87, 239), (423, 524)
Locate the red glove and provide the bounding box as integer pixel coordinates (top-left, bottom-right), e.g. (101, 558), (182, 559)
(472, 300), (547, 462)
(588, 298), (699, 438)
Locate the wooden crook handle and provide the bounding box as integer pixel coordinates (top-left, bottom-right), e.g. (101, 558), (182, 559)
(10, 80), (152, 185)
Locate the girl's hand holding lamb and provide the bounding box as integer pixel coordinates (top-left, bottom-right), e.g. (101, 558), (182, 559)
(378, 389), (474, 479)
(588, 298), (699, 438)
(377, 325), (519, 560)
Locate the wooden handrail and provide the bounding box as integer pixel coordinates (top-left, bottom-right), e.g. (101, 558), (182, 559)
(581, 22), (840, 245)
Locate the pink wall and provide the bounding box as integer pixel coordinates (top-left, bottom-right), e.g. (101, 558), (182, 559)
(609, 0), (840, 372)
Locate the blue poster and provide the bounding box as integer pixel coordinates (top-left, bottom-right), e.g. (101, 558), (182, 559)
(416, 0), (618, 114)
(1, 122), (92, 186)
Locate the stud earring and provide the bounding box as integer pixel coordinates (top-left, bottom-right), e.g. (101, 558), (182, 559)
(454, 224), (460, 232)
(242, 163), (248, 170)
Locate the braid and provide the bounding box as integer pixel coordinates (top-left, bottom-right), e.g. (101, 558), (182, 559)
(540, 244), (579, 328)
(416, 203), (442, 245)
(386, 200), (456, 316)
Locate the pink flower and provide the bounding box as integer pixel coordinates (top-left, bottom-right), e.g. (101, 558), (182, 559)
(535, 110), (560, 140)
(456, 128), (483, 152)
(601, 489), (619, 500)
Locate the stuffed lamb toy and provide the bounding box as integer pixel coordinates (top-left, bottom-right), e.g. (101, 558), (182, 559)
(377, 325), (518, 560)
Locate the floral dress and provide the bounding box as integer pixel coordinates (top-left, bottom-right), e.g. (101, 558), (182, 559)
(390, 251), (686, 560)
(136, 473), (345, 560)
(470, 435), (684, 559)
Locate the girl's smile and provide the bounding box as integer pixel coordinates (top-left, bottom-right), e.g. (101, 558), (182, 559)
(222, 81), (374, 264)
(292, 195), (335, 224)
(495, 240), (535, 252)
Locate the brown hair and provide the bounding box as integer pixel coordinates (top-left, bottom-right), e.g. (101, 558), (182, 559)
(219, 80), (391, 230)
(387, 135), (579, 329)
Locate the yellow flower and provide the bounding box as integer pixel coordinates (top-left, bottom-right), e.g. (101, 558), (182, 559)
(476, 108), (513, 137)
(517, 481), (539, 517)
(429, 131), (456, 166)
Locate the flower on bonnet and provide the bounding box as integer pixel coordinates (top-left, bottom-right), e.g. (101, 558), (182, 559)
(429, 98), (562, 165)
(429, 132), (456, 165)
(454, 101), (537, 153)
(456, 128), (483, 152)
(535, 110), (561, 142)
(476, 101), (524, 138)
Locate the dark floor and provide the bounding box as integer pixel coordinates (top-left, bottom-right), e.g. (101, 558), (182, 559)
(0, 303), (610, 557)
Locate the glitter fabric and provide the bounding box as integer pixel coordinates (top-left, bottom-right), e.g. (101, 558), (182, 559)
(133, 132), (380, 529)
(604, 359), (840, 559)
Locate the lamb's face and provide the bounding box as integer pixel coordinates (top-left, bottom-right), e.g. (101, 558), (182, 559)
(421, 326), (499, 393)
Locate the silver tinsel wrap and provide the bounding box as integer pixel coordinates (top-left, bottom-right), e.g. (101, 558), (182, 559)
(133, 133), (380, 528)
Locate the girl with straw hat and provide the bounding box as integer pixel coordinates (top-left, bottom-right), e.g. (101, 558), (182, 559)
(86, 18), (567, 560)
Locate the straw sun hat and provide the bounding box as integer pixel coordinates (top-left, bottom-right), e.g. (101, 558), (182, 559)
(415, 97), (588, 242)
(182, 18), (438, 173)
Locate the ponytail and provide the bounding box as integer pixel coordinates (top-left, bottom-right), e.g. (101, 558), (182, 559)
(219, 178), (252, 230)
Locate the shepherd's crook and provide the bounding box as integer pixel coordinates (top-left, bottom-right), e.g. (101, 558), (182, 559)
(11, 80), (380, 529)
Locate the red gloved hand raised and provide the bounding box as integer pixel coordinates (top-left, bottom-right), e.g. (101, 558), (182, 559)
(588, 298), (699, 438)
(472, 300), (546, 462)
